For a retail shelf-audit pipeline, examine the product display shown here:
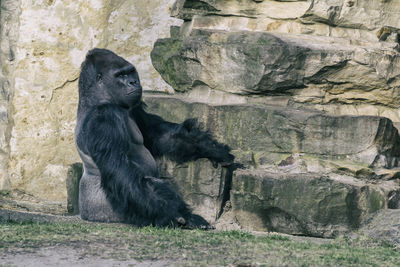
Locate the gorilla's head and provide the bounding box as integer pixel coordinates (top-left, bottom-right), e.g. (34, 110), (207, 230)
(79, 48), (142, 109)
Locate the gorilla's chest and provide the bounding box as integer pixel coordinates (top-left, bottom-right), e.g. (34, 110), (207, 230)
(127, 117), (158, 176)
(128, 117), (144, 144)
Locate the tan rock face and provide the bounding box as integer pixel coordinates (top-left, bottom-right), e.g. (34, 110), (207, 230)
(0, 0), (21, 192)
(9, 0), (103, 202)
(2, 0), (180, 205)
(148, 0), (400, 235)
(154, 0), (400, 127)
(303, 0), (400, 31)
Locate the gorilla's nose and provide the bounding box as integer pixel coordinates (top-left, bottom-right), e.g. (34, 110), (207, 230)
(129, 80), (139, 86)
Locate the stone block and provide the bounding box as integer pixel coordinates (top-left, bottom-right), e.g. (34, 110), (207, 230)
(231, 169), (389, 237)
(303, 0), (400, 31)
(151, 29), (400, 111)
(144, 94), (400, 169)
(158, 158), (231, 223)
(172, 0), (310, 20)
(356, 209), (400, 246)
(66, 163), (83, 215)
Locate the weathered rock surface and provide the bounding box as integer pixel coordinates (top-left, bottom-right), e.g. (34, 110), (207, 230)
(144, 94), (400, 236)
(1, 0), (180, 203)
(232, 170), (389, 237)
(172, 0), (311, 21)
(152, 29), (400, 112)
(149, 1), (400, 236)
(145, 94), (400, 169)
(0, 0), (21, 192)
(152, 0), (400, 128)
(303, 0), (400, 31)
(158, 158), (229, 223)
(0, 208), (82, 223)
(355, 209), (400, 246)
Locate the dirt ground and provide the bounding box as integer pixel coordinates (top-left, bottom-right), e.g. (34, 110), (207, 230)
(1, 246), (172, 267)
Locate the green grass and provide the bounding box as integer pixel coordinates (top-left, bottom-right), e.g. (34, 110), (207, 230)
(1, 221), (399, 266)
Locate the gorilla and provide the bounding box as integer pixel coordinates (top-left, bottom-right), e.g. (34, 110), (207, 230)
(75, 48), (235, 229)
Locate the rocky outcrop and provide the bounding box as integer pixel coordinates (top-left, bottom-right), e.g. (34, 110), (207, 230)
(152, 29), (400, 104)
(232, 170), (388, 237)
(149, 0), (400, 237)
(153, 0), (400, 127)
(172, 0), (311, 21)
(144, 94), (400, 237)
(145, 95), (400, 169)
(158, 158), (227, 223)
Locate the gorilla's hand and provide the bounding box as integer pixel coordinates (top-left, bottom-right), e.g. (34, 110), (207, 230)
(174, 119), (235, 168)
(208, 143), (234, 168)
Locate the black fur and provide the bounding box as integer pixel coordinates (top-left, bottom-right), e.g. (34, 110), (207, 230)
(75, 48), (234, 228)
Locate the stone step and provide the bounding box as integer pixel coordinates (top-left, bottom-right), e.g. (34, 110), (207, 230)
(144, 95), (400, 236)
(151, 28), (400, 110)
(231, 169), (393, 237)
(171, 0), (310, 21)
(144, 94), (400, 169)
(173, 0), (400, 33)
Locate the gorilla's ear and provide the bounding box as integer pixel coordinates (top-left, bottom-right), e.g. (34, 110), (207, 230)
(96, 73), (102, 82)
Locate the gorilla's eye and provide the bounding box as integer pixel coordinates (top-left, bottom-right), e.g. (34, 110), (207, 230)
(118, 73), (129, 79)
(115, 66), (136, 78)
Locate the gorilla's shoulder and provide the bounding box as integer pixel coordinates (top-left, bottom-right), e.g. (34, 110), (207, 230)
(88, 104), (127, 118)
(82, 104), (129, 130)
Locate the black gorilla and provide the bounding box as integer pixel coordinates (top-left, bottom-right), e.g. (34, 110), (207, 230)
(75, 48), (235, 228)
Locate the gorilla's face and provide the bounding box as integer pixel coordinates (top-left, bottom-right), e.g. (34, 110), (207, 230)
(107, 65), (142, 108)
(94, 51), (142, 108)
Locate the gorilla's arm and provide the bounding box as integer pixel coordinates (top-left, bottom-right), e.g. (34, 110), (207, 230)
(77, 104), (193, 226)
(130, 106), (234, 167)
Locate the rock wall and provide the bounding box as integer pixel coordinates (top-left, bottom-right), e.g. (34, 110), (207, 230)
(145, 94), (400, 237)
(149, 0), (400, 237)
(153, 0), (400, 126)
(0, 0), (180, 211)
(0, 0), (21, 193)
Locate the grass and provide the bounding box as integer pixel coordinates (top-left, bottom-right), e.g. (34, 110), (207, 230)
(1, 221), (399, 266)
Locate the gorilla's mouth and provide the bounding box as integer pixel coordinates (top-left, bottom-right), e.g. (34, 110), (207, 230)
(126, 88), (142, 96)
(126, 92), (139, 96)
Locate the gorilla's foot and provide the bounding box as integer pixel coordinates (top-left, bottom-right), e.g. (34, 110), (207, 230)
(183, 214), (214, 230)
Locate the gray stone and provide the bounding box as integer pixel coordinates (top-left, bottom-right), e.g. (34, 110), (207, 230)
(0, 209), (82, 223)
(356, 209), (400, 246)
(151, 29), (400, 111)
(172, 0), (310, 20)
(303, 0), (400, 31)
(0, 190), (66, 215)
(144, 94), (400, 169)
(231, 169), (389, 237)
(0, 0), (21, 191)
(144, 94), (400, 236)
(158, 158), (231, 223)
(66, 163), (83, 215)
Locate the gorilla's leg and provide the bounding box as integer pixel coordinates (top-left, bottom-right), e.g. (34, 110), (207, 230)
(79, 172), (122, 223)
